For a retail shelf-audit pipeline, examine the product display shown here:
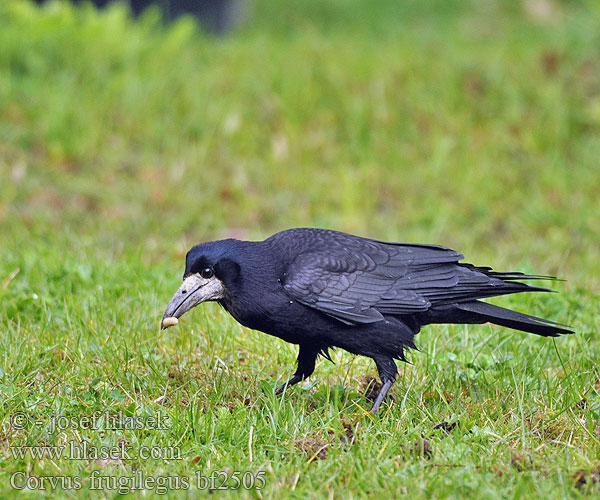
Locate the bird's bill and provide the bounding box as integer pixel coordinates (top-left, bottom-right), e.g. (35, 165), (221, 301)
(161, 273), (225, 329)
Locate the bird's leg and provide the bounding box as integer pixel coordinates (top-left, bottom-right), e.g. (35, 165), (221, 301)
(275, 345), (318, 395)
(370, 357), (398, 413)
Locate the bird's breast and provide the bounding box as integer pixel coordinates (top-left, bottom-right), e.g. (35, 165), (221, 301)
(219, 289), (323, 344)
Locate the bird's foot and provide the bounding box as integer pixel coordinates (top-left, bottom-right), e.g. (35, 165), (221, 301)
(275, 374), (302, 395)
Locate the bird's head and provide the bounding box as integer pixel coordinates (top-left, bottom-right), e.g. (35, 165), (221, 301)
(161, 240), (241, 329)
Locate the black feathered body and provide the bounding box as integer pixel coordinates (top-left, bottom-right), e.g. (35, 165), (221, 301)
(184, 228), (571, 369)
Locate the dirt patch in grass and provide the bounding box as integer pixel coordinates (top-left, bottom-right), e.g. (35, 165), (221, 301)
(296, 437), (329, 461)
(339, 416), (355, 445)
(574, 464), (600, 490)
(432, 421), (457, 435)
(360, 376), (382, 402)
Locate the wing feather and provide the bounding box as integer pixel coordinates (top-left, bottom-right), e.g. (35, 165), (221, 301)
(274, 229), (546, 326)
(282, 237), (465, 324)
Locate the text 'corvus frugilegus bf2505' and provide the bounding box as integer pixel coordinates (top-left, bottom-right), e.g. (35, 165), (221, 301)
(161, 228), (572, 413)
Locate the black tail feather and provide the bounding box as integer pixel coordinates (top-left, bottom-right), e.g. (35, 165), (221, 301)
(454, 300), (573, 337)
(457, 263), (565, 282)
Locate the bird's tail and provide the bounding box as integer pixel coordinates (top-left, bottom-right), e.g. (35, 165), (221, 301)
(454, 300), (573, 337)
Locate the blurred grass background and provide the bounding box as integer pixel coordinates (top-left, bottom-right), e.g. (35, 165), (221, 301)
(0, 0), (599, 498)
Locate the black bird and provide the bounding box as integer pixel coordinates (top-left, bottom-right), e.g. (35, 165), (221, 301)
(161, 228), (572, 413)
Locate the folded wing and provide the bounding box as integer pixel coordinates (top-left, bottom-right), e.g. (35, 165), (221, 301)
(283, 238), (551, 325)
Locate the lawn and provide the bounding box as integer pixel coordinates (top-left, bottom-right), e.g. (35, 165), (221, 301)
(0, 0), (599, 498)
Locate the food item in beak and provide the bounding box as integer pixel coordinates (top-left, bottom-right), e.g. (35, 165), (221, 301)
(162, 317), (178, 328)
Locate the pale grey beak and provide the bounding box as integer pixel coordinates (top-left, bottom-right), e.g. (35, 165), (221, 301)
(161, 274), (225, 329)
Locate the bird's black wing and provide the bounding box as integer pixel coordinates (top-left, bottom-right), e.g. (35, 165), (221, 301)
(282, 238), (467, 325)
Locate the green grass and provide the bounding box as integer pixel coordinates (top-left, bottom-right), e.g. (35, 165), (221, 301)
(1, 0), (599, 497)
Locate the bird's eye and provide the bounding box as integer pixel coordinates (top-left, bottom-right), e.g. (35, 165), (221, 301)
(200, 267), (214, 279)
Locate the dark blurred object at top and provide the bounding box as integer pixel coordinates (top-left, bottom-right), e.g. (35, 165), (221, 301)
(33, 0), (246, 34)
